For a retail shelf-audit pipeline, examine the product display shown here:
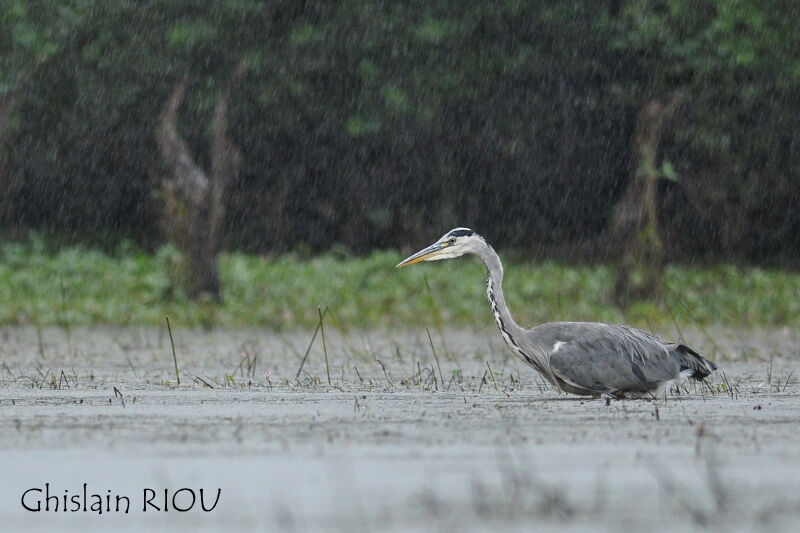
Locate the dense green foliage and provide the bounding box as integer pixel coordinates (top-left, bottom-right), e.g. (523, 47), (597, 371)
(1, 1), (798, 260)
(1, 239), (798, 328)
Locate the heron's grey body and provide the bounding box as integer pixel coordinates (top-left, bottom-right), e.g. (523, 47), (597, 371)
(397, 227), (717, 398)
(523, 322), (711, 397)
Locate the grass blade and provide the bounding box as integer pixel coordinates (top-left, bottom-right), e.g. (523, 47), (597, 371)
(319, 306), (331, 385)
(426, 328), (445, 389)
(165, 316), (180, 385)
(296, 306), (328, 379)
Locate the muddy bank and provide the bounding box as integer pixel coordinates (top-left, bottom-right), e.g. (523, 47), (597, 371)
(0, 326), (798, 532)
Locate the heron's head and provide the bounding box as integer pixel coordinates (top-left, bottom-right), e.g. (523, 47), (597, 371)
(396, 227), (481, 268)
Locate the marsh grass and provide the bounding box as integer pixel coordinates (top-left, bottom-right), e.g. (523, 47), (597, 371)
(1, 239), (798, 329)
(199, 349), (797, 403)
(165, 316), (180, 385)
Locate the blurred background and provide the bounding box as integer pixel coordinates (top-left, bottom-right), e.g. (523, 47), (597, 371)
(0, 1), (798, 327)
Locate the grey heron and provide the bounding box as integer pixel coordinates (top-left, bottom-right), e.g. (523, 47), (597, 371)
(396, 228), (717, 398)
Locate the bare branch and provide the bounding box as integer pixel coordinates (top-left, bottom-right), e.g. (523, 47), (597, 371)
(207, 60), (248, 264)
(155, 77), (208, 202)
(210, 59), (247, 181)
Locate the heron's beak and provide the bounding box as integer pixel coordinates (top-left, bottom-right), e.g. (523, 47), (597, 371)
(396, 242), (445, 268)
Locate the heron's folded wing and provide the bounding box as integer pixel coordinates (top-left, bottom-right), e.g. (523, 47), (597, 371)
(548, 325), (680, 393)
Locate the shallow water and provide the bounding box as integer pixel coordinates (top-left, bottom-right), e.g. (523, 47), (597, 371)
(0, 326), (799, 532)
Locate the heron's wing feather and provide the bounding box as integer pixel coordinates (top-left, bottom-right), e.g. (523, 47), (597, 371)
(532, 323), (681, 393)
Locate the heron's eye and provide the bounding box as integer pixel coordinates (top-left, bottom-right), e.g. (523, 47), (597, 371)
(448, 238), (456, 244)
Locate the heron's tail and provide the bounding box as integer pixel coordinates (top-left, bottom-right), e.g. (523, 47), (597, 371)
(669, 343), (717, 380)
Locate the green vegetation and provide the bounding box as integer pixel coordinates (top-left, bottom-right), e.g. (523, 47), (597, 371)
(1, 240), (797, 329)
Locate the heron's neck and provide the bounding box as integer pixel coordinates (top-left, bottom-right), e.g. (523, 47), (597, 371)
(475, 241), (557, 386)
(476, 242), (526, 351)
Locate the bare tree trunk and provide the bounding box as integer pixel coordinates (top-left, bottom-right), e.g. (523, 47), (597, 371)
(611, 91), (684, 305)
(2, 64), (48, 233)
(156, 61), (246, 300)
(0, 77), (28, 232)
(0, 91), (15, 227)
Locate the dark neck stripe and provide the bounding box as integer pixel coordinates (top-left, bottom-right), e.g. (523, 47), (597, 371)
(487, 276), (548, 376)
(487, 277), (519, 350)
